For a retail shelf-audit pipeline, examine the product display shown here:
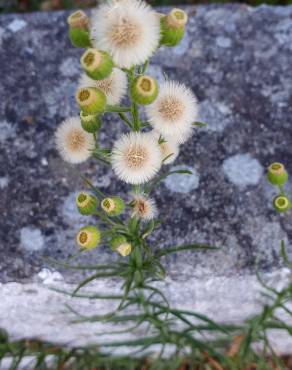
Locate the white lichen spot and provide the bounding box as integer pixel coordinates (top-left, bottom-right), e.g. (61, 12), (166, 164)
(41, 157), (48, 166)
(0, 121), (16, 142)
(198, 100), (232, 132)
(0, 177), (9, 189)
(216, 36), (232, 48)
(38, 268), (64, 285)
(59, 57), (80, 78)
(223, 154), (263, 188)
(7, 19), (27, 33)
(20, 227), (45, 252)
(164, 165), (199, 193)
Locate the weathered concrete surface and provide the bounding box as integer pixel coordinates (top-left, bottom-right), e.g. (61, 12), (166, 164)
(0, 4), (292, 350)
(0, 269), (291, 354)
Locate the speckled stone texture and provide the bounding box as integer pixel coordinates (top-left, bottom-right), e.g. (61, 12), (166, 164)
(0, 4), (292, 350)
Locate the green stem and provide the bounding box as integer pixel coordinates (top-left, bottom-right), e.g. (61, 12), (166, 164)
(131, 101), (140, 131)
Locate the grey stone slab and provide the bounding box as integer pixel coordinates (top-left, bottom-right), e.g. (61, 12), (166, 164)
(0, 4), (292, 350)
(0, 268), (291, 354)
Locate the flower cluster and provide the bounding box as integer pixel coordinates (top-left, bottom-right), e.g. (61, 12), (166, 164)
(55, 0), (199, 257)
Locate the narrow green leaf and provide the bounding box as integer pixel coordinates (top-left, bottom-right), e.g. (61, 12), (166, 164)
(81, 176), (105, 199)
(192, 121), (208, 127)
(72, 271), (122, 296)
(156, 244), (218, 257)
(118, 113), (133, 130)
(141, 220), (155, 239)
(280, 240), (292, 267)
(100, 336), (162, 347)
(141, 60), (149, 74)
(44, 258), (121, 271)
(93, 152), (111, 165)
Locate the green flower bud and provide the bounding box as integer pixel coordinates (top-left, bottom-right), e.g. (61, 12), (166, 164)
(160, 8), (188, 47)
(110, 235), (132, 257)
(101, 197), (125, 217)
(81, 48), (114, 81)
(267, 163), (288, 186)
(273, 195), (291, 213)
(76, 87), (106, 115)
(76, 226), (101, 250)
(67, 11), (91, 48)
(76, 192), (98, 215)
(131, 75), (159, 105)
(80, 111), (101, 133)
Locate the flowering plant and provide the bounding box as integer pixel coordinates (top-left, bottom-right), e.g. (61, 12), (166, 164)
(56, 0), (206, 274)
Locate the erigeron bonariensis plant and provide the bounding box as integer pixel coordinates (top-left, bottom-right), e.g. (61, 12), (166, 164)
(56, 0), (204, 265)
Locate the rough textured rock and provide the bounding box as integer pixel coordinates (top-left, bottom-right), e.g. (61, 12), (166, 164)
(0, 4), (292, 350)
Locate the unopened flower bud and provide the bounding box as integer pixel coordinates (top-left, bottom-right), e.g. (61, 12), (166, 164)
(76, 192), (98, 215)
(160, 8), (188, 47)
(81, 48), (114, 81)
(101, 197), (125, 217)
(110, 235), (132, 257)
(80, 111), (101, 133)
(267, 163), (288, 186)
(76, 225), (101, 250)
(131, 75), (158, 105)
(273, 195), (290, 213)
(76, 87), (106, 115)
(67, 10), (91, 48)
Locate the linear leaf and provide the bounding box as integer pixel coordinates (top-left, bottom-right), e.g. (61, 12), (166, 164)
(156, 244), (218, 257)
(192, 121), (208, 127)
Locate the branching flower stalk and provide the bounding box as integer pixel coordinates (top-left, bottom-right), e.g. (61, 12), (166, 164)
(56, 0), (207, 322)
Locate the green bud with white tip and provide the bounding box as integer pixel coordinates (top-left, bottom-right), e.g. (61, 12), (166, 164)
(101, 197), (125, 217)
(131, 75), (159, 105)
(76, 192), (98, 215)
(76, 226), (101, 250)
(267, 163), (288, 186)
(273, 195), (291, 213)
(110, 235), (132, 257)
(81, 48), (114, 81)
(80, 111), (101, 133)
(160, 8), (188, 47)
(76, 87), (106, 115)
(67, 10), (91, 48)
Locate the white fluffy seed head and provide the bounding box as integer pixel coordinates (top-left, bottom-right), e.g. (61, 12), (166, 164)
(78, 68), (128, 105)
(131, 193), (157, 220)
(111, 132), (162, 184)
(145, 81), (198, 144)
(55, 117), (95, 164)
(91, 0), (160, 68)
